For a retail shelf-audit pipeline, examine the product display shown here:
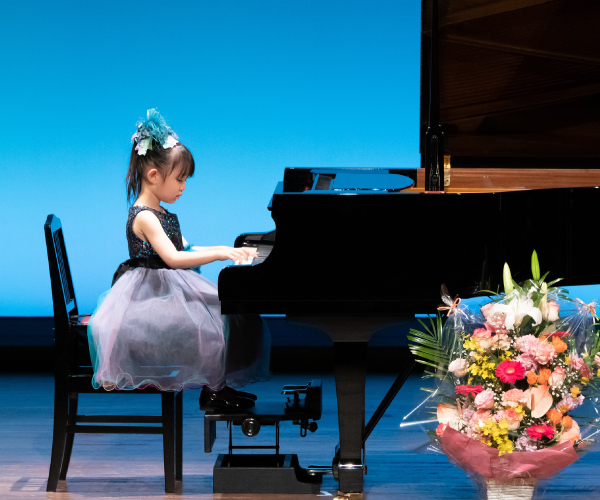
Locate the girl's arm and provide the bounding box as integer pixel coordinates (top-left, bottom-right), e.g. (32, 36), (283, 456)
(182, 237), (256, 259)
(181, 237), (257, 260)
(134, 211), (256, 269)
(181, 236), (211, 253)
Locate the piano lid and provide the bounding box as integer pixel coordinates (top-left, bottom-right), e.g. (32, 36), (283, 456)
(420, 0), (600, 167)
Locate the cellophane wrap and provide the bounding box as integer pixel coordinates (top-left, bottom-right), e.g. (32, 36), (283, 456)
(404, 275), (600, 499)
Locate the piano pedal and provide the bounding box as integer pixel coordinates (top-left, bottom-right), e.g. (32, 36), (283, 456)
(334, 492), (363, 500)
(306, 464), (333, 477)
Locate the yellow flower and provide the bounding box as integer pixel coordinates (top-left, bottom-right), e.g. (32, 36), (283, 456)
(572, 387), (580, 397)
(479, 419), (514, 456)
(566, 356), (571, 364)
(463, 339), (478, 350)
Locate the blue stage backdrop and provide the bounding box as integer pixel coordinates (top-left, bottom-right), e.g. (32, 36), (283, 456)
(1, 0), (421, 316)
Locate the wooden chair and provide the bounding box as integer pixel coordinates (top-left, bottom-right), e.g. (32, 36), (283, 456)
(44, 214), (183, 493)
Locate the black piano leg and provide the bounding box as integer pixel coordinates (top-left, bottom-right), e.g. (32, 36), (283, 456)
(333, 341), (367, 493)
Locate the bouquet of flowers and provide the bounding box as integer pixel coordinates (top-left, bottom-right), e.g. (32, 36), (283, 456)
(406, 252), (600, 500)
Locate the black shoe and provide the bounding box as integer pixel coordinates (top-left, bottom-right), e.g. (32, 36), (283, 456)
(223, 386), (257, 401)
(199, 386), (255, 411)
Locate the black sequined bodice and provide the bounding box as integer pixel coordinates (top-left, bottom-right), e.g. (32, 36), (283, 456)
(126, 205), (184, 259)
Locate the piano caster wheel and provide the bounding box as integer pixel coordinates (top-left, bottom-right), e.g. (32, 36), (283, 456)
(241, 417), (261, 437)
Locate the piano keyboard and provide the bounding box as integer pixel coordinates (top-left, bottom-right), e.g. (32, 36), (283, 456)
(234, 243), (273, 265)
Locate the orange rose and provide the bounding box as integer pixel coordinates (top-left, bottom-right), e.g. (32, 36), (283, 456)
(546, 408), (563, 425)
(562, 416), (573, 428)
(527, 372), (538, 385)
(552, 336), (568, 353)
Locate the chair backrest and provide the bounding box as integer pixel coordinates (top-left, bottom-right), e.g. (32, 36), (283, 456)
(44, 215), (78, 336)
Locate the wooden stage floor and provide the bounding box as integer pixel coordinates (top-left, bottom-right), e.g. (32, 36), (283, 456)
(1, 372), (599, 500)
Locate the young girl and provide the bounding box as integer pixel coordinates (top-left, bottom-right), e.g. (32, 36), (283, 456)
(88, 109), (269, 410)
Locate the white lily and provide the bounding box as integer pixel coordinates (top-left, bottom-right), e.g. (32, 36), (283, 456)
(511, 294), (543, 327)
(503, 263), (514, 295)
(484, 294), (542, 330)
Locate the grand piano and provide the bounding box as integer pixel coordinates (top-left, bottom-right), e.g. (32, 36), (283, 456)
(219, 0), (600, 494)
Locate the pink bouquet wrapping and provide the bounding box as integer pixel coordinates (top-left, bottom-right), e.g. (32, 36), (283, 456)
(440, 427), (578, 480)
(405, 252), (600, 499)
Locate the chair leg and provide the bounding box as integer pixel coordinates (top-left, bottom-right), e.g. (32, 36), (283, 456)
(59, 392), (79, 479)
(161, 393), (176, 493)
(176, 391), (183, 481)
(46, 379), (69, 492)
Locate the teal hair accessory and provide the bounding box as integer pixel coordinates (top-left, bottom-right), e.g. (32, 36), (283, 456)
(131, 108), (179, 156)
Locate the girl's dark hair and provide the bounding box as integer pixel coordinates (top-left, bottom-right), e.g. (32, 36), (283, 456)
(126, 141), (195, 203)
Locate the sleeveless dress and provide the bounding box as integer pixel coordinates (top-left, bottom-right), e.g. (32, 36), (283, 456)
(87, 205), (270, 391)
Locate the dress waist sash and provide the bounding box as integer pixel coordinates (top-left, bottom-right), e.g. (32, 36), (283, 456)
(111, 255), (171, 286)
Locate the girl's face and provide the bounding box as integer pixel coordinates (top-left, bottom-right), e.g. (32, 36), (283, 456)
(155, 166), (187, 204)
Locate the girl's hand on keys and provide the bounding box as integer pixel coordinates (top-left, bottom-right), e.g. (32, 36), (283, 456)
(218, 246), (257, 264)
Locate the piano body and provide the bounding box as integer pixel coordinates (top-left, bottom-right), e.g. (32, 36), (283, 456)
(219, 0), (600, 494)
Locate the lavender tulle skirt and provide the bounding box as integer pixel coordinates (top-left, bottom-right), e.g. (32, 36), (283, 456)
(87, 267), (270, 391)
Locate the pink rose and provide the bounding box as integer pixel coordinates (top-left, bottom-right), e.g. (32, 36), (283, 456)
(548, 366), (566, 387)
(473, 327), (492, 340)
(474, 389), (495, 409)
(492, 333), (511, 350)
(448, 358), (469, 377)
(472, 327), (494, 349)
(544, 301), (560, 321)
(481, 304), (510, 333)
(594, 354), (600, 368)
